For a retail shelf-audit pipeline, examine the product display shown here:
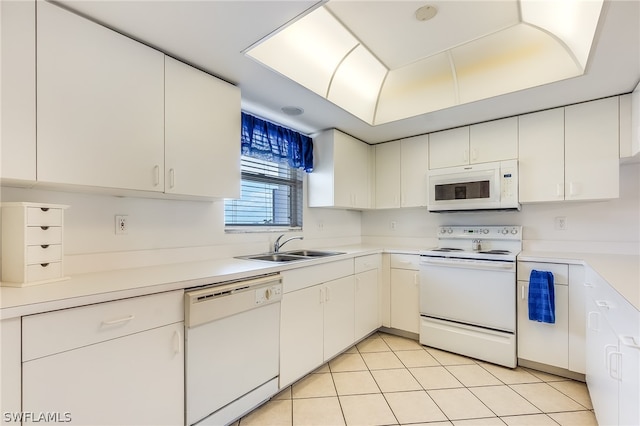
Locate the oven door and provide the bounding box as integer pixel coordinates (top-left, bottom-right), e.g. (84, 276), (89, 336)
(427, 164), (500, 211)
(419, 256), (516, 332)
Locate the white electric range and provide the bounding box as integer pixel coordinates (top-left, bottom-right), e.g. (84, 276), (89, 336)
(419, 225), (522, 368)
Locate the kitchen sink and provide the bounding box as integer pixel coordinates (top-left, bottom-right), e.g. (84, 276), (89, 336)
(239, 253), (307, 262)
(283, 250), (345, 257)
(237, 250), (344, 263)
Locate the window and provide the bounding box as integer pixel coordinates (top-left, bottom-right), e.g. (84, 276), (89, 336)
(224, 112), (312, 230)
(224, 156), (303, 228)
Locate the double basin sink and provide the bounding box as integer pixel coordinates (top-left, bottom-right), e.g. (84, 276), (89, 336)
(238, 249), (345, 263)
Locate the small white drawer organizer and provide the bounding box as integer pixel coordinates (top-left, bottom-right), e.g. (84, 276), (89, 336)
(2, 202), (69, 287)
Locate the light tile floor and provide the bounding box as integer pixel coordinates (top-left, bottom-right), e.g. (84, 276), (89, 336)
(236, 332), (597, 426)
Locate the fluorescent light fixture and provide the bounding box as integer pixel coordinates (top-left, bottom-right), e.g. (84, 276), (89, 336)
(246, 0), (603, 126)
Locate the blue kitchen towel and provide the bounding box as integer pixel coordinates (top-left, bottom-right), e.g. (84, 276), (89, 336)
(528, 270), (555, 323)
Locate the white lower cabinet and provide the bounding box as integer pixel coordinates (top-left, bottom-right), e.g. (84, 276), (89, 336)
(1, 318), (21, 426)
(586, 267), (640, 426)
(516, 262), (585, 373)
(280, 276), (355, 387)
(390, 254), (420, 334)
(21, 291), (184, 426)
(323, 276), (356, 360)
(354, 254), (382, 340)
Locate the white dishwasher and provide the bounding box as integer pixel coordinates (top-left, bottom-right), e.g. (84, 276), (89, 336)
(185, 274), (282, 426)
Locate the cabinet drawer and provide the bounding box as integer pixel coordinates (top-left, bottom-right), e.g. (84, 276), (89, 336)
(26, 207), (63, 226)
(390, 253), (420, 270)
(22, 290), (183, 361)
(25, 226), (62, 245)
(355, 254), (381, 273)
(26, 244), (62, 264)
(282, 259), (354, 293)
(517, 262), (568, 285)
(26, 262), (62, 283)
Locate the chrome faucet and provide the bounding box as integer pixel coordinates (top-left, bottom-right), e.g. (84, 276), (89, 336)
(273, 234), (303, 253)
(472, 239), (482, 251)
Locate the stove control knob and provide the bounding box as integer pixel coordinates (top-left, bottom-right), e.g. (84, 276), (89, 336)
(482, 229), (489, 234)
(501, 229), (509, 235)
(440, 228), (447, 234)
(511, 228), (518, 234)
(447, 228), (453, 234)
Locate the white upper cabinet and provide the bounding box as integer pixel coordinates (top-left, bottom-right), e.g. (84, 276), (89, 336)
(309, 129), (373, 209)
(429, 117), (517, 169)
(374, 135), (429, 209)
(36, 1), (165, 192)
(165, 57), (240, 199)
(375, 142), (401, 209)
(565, 97), (619, 201)
(1, 0), (36, 183)
(429, 127), (469, 169)
(400, 135), (429, 207)
(469, 117), (518, 163)
(518, 108), (565, 203)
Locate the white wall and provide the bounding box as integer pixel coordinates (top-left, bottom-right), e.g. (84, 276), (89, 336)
(2, 163), (637, 275)
(0, 177), (362, 274)
(362, 162), (640, 255)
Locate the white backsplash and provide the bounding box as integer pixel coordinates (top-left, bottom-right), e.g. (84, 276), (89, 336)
(362, 162), (640, 255)
(1, 163), (638, 274)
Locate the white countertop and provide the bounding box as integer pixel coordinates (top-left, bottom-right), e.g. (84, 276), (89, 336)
(0, 245), (382, 319)
(519, 250), (640, 311)
(3, 246), (638, 319)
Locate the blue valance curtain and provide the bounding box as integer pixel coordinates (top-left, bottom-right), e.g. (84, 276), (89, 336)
(241, 112), (313, 173)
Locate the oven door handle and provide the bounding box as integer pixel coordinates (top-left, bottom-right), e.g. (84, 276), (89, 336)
(419, 257), (515, 271)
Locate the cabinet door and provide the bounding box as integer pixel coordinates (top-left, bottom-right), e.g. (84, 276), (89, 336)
(1, 318), (21, 424)
(22, 322), (184, 426)
(280, 285), (324, 386)
(469, 117), (518, 164)
(586, 297), (619, 426)
(165, 56), (240, 198)
(335, 132), (372, 209)
(619, 324), (640, 426)
(355, 269), (380, 340)
(390, 268), (420, 334)
(568, 265), (586, 373)
(323, 276), (355, 361)
(37, 2), (165, 192)
(428, 127), (469, 169)
(401, 135), (429, 207)
(517, 281), (569, 368)
(518, 108), (565, 202)
(375, 142), (401, 208)
(1, 0), (36, 182)
(565, 97), (620, 201)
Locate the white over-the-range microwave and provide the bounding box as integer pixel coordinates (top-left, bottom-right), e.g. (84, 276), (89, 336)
(427, 160), (519, 212)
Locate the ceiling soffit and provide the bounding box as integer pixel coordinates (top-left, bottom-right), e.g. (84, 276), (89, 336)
(246, 0), (604, 126)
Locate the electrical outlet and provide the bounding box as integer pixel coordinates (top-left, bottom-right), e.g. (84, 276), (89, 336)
(317, 221), (324, 231)
(555, 216), (567, 231)
(390, 221), (397, 230)
(115, 215), (128, 235)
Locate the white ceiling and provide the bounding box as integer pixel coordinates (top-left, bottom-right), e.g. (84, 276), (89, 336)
(56, 0), (640, 144)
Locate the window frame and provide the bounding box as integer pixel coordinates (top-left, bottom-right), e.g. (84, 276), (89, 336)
(224, 155), (304, 232)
